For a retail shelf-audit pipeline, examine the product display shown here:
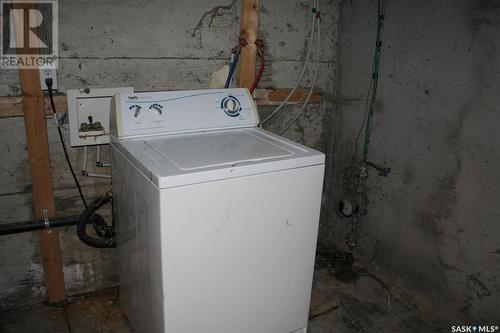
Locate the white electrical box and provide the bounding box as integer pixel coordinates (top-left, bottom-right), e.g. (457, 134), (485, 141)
(67, 87), (134, 146)
(40, 66), (57, 90)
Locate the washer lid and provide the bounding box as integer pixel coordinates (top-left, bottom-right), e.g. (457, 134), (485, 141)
(111, 128), (325, 188)
(145, 131), (294, 170)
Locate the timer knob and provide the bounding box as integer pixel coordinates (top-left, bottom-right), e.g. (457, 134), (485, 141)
(129, 105), (142, 118)
(224, 99), (238, 113)
(221, 96), (241, 116)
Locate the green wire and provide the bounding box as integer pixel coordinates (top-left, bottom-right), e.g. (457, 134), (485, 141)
(362, 0), (385, 162)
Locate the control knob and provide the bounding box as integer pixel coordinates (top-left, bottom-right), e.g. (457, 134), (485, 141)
(221, 96), (241, 117)
(129, 105), (142, 118)
(149, 103), (164, 115)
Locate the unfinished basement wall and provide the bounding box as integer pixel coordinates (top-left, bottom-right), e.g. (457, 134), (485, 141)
(0, 0), (340, 310)
(326, 0), (500, 324)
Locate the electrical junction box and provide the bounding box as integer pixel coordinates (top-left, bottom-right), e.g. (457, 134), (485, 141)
(67, 87), (134, 147)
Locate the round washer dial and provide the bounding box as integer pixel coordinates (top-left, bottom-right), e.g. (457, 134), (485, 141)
(221, 96), (242, 117)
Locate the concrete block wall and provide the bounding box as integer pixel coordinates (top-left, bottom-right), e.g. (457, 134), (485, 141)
(326, 0), (500, 324)
(0, 0), (340, 310)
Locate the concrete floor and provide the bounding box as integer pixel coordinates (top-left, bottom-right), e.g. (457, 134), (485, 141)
(0, 254), (444, 333)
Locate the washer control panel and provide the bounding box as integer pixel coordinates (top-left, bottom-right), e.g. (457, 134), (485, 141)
(111, 88), (259, 139)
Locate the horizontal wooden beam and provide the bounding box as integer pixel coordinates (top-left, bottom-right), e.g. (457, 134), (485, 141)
(0, 95), (65, 118)
(253, 88), (322, 106)
(0, 88), (322, 119)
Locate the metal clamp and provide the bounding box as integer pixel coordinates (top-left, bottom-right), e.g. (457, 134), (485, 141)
(42, 208), (51, 233)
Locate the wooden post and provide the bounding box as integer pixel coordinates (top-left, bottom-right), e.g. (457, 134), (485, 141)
(238, 0), (259, 89)
(13, 2), (66, 304)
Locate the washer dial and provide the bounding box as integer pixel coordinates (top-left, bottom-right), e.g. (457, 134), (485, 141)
(149, 103), (164, 115)
(221, 96), (242, 117)
(129, 104), (142, 118)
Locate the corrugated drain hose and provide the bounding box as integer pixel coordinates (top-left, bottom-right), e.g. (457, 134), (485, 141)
(77, 193), (116, 248)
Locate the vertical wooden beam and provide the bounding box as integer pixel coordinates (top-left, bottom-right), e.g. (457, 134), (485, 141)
(238, 0), (259, 90)
(19, 69), (55, 217)
(13, 2), (66, 304)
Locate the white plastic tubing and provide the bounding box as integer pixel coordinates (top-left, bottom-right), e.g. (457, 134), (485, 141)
(260, 0), (321, 132)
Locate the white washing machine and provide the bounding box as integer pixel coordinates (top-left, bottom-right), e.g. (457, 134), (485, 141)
(110, 88), (325, 333)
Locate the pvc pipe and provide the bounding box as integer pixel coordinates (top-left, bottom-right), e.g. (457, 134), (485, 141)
(81, 145), (111, 178)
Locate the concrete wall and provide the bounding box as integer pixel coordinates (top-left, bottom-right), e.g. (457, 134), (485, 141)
(327, 0), (500, 324)
(0, 0), (340, 310)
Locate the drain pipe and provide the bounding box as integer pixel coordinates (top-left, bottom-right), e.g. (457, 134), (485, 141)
(0, 215), (80, 236)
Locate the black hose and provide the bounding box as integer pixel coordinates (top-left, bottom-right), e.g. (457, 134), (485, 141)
(46, 80), (88, 210)
(77, 195), (116, 248)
